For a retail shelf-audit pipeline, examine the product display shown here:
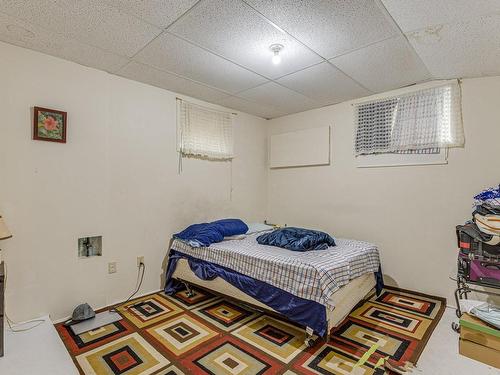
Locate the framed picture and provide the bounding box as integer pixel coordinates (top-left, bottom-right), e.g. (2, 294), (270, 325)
(33, 106), (67, 143)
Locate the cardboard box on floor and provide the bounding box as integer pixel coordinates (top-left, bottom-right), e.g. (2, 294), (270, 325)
(459, 313), (500, 369)
(459, 339), (500, 369)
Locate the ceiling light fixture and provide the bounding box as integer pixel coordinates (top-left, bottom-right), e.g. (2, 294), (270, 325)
(270, 44), (284, 65)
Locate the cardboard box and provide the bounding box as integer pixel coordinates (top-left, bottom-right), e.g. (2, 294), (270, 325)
(459, 338), (500, 369)
(459, 313), (500, 351)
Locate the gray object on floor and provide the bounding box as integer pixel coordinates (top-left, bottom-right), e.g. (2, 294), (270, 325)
(70, 311), (122, 335)
(64, 303), (95, 326)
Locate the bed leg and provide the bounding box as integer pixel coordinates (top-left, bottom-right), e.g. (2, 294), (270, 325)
(325, 331), (333, 342)
(182, 281), (195, 298)
(304, 327), (315, 348)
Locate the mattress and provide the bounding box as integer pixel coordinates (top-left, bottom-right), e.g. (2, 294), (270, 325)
(171, 258), (376, 330)
(171, 233), (380, 309)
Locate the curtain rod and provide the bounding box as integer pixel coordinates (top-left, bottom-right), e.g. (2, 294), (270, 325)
(176, 97), (237, 115)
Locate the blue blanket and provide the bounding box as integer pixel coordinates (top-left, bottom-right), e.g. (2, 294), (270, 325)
(174, 219), (248, 248)
(257, 227), (335, 251)
(164, 250), (329, 337)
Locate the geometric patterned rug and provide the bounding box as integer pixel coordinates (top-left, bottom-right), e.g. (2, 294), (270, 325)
(55, 286), (445, 374)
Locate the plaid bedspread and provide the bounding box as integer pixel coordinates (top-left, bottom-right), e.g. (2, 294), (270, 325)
(170, 233), (380, 310)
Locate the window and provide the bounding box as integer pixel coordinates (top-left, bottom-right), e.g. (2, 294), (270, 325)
(177, 99), (234, 160)
(354, 81), (464, 166)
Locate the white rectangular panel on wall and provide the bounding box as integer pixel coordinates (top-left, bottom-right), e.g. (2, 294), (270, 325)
(269, 126), (330, 168)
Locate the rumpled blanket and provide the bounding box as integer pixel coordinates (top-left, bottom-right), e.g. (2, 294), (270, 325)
(164, 251), (328, 336)
(257, 227), (335, 251)
(174, 218), (248, 248)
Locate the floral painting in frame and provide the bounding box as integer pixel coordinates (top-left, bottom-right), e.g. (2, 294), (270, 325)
(33, 106), (67, 143)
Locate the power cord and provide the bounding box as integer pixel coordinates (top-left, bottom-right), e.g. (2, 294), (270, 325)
(4, 261), (145, 328)
(110, 262), (145, 313)
(3, 262), (45, 332)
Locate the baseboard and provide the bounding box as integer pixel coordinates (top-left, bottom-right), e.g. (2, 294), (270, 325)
(51, 288), (162, 324)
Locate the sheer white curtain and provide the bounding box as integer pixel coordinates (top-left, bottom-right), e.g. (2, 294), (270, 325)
(177, 99), (234, 160)
(355, 82), (464, 156)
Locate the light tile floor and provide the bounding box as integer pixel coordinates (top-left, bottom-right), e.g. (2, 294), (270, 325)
(416, 307), (497, 374)
(0, 315), (78, 375)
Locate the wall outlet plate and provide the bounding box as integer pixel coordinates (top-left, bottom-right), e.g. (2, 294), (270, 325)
(108, 262), (117, 274)
(137, 256), (144, 267)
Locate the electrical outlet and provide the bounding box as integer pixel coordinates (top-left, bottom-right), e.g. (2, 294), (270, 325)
(137, 256), (144, 267)
(108, 262), (117, 274)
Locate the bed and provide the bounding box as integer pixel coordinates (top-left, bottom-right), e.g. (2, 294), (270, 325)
(164, 231), (382, 345)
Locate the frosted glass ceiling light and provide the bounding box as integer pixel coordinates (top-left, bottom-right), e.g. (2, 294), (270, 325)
(270, 44), (284, 65)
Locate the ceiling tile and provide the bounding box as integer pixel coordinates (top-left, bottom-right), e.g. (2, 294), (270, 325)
(381, 0), (500, 32)
(277, 62), (370, 105)
(238, 82), (320, 114)
(168, 0), (322, 79)
(102, 0), (198, 28)
(118, 61), (230, 102)
(0, 12), (129, 72)
(406, 14), (500, 79)
(0, 0), (161, 57)
(330, 36), (430, 92)
(212, 95), (287, 119)
(245, 0), (398, 59)
(134, 32), (267, 94)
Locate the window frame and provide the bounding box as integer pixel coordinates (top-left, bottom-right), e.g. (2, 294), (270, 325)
(352, 80), (459, 168)
(176, 98), (235, 161)
(355, 148), (448, 168)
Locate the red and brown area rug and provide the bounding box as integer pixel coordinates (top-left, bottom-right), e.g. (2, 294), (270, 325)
(55, 287), (445, 374)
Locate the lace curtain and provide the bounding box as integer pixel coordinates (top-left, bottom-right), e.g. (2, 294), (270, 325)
(177, 99), (234, 160)
(355, 82), (464, 156)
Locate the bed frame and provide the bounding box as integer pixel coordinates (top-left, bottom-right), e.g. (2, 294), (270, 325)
(171, 258), (376, 346)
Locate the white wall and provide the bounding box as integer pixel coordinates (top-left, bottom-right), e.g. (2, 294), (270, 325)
(267, 76), (500, 306)
(0, 42), (268, 321)
(2, 39), (499, 322)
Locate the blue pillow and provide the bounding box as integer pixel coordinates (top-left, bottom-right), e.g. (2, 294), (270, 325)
(212, 219), (249, 237)
(174, 223), (223, 247)
(174, 219), (248, 247)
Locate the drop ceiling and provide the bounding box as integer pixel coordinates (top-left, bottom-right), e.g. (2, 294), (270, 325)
(1, 0), (499, 119)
